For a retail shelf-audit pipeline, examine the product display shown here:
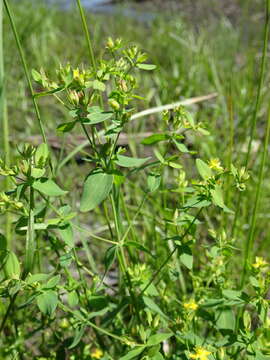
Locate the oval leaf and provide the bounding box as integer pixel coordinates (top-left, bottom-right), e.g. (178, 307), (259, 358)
(137, 64), (156, 70)
(146, 333), (173, 346)
(37, 290), (58, 316)
(80, 170), (113, 212)
(119, 347), (146, 360)
(32, 178), (67, 197)
(115, 155), (151, 168)
(87, 111), (113, 125)
(147, 173), (161, 192)
(141, 133), (169, 145)
(196, 159), (213, 180)
(3, 251), (21, 279)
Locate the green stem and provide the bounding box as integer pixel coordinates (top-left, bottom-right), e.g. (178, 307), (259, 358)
(140, 208), (202, 296)
(76, 0), (97, 72)
(120, 193), (147, 244)
(60, 303), (143, 345)
(110, 192), (141, 322)
(231, 0), (270, 237)
(240, 101), (270, 287)
(76, 0), (104, 110)
(3, 0), (47, 144)
(0, 1), (11, 245)
(0, 292), (18, 335)
(24, 186), (35, 276)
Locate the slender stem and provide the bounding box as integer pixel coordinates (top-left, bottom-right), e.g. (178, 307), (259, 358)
(24, 186), (35, 276)
(140, 208), (202, 297)
(110, 192), (141, 321)
(0, 293), (18, 334)
(120, 193), (147, 244)
(3, 0), (47, 144)
(72, 223), (118, 245)
(76, 0), (104, 110)
(76, 0), (97, 72)
(240, 100), (270, 287)
(60, 303), (143, 345)
(0, 1), (11, 245)
(231, 0), (270, 237)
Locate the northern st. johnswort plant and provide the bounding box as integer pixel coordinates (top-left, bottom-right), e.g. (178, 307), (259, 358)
(1, 0), (270, 359)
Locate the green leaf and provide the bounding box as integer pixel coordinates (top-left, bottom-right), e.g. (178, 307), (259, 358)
(222, 289), (242, 300)
(0, 233), (7, 251)
(58, 223), (74, 248)
(211, 185), (224, 208)
(57, 121), (76, 133)
(146, 333), (173, 346)
(173, 139), (189, 153)
(68, 291), (79, 307)
(141, 133), (169, 145)
(80, 169), (113, 212)
(115, 155), (151, 168)
(26, 273), (51, 284)
(32, 178), (67, 197)
(137, 64), (156, 70)
(59, 252), (73, 268)
(147, 173), (161, 192)
(104, 245), (117, 273)
(32, 69), (42, 82)
(152, 353), (165, 360)
(216, 308), (235, 331)
(92, 79), (106, 91)
(3, 251), (21, 279)
(143, 296), (169, 320)
(31, 168), (45, 179)
(249, 276), (260, 288)
(35, 143), (49, 164)
(179, 244), (193, 270)
(69, 325), (86, 349)
(196, 159), (213, 180)
(119, 347), (146, 360)
(125, 241), (154, 257)
(201, 298), (224, 308)
(87, 111), (113, 125)
(167, 161), (182, 169)
(37, 290), (58, 316)
(89, 295), (108, 311)
(154, 149), (165, 164)
(45, 275), (61, 289)
(255, 350), (270, 360)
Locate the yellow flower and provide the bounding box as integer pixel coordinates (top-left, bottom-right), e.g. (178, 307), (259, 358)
(91, 348), (103, 359)
(183, 300), (198, 311)
(208, 158), (223, 172)
(73, 68), (80, 79)
(252, 256), (268, 269)
(189, 346), (211, 360)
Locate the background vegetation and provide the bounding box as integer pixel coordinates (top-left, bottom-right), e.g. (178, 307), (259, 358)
(0, 0), (270, 359)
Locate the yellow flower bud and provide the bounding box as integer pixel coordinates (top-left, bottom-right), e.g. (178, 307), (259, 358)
(109, 98), (120, 110)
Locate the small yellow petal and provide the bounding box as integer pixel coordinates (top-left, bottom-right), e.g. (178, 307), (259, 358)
(91, 348), (103, 359)
(183, 300), (198, 311)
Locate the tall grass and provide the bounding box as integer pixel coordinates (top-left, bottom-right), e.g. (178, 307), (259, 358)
(232, 0), (270, 241)
(0, 1), (270, 359)
(3, 0), (47, 145)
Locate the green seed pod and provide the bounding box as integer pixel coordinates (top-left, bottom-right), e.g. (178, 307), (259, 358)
(106, 37), (114, 49)
(3, 251), (21, 280)
(109, 98), (120, 111)
(152, 314), (160, 328)
(68, 90), (80, 106)
(243, 311), (251, 331)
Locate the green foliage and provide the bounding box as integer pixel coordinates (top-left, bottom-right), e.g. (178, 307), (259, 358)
(0, 0), (270, 359)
